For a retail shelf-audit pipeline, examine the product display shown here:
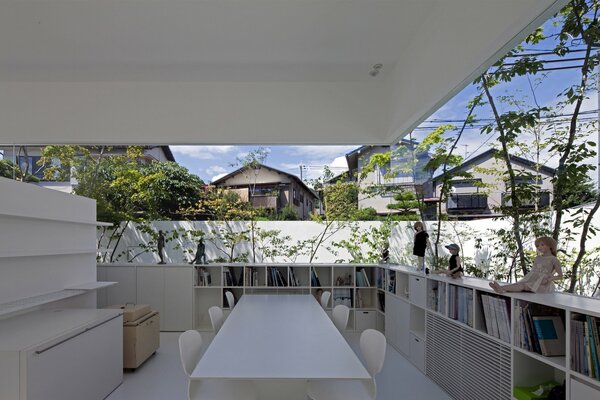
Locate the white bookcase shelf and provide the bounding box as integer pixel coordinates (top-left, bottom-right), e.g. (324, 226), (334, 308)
(0, 248), (99, 258)
(0, 289), (87, 317)
(97, 261), (600, 400)
(379, 264), (600, 400)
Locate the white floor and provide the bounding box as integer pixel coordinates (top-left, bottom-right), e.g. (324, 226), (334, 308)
(106, 331), (450, 400)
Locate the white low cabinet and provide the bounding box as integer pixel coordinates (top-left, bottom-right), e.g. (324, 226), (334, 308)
(0, 309), (123, 400)
(385, 293), (410, 355)
(137, 266), (193, 331)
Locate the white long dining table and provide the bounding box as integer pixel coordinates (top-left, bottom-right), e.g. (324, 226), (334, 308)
(192, 294), (370, 399)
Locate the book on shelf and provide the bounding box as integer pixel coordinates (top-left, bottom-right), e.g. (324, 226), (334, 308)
(356, 268), (370, 287)
(311, 268), (321, 287)
(480, 294), (510, 342)
(588, 315), (600, 378)
(356, 289), (363, 308)
(289, 267), (299, 287)
(449, 285), (472, 326)
(388, 271), (396, 293)
(377, 292), (385, 312)
(532, 315), (566, 356)
(572, 315), (600, 379)
(361, 268), (371, 287)
(223, 267), (234, 286)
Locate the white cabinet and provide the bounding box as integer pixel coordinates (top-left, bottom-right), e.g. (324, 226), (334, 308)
(100, 264), (194, 331)
(137, 267), (166, 329)
(355, 310), (376, 332)
(164, 268), (193, 331)
(409, 332), (425, 372)
(136, 266), (193, 331)
(409, 275), (427, 309)
(0, 309), (122, 400)
(385, 294), (410, 355)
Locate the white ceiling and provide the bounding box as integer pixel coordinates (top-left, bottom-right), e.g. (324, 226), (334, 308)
(0, 0), (568, 145)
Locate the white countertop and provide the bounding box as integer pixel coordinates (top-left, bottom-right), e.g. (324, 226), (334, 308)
(192, 294), (370, 380)
(0, 308), (122, 351)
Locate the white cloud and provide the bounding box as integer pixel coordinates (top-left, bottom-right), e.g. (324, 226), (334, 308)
(171, 145), (236, 160)
(206, 165), (227, 175)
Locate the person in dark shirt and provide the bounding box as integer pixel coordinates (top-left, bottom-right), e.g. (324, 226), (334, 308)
(444, 243), (463, 278)
(413, 222), (431, 273)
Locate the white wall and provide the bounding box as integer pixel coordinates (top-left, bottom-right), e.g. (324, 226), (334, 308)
(98, 209), (600, 284)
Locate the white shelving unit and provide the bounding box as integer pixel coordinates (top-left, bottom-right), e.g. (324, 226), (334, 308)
(98, 263), (382, 333)
(379, 264), (600, 400)
(0, 177), (123, 399)
(97, 260), (600, 400)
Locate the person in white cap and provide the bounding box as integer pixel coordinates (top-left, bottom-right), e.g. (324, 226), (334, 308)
(444, 243), (463, 278)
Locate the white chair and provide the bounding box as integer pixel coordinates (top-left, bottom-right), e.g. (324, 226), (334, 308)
(178, 330), (258, 400)
(225, 290), (235, 310)
(307, 329), (386, 400)
(332, 304), (350, 332)
(208, 306), (224, 333)
(320, 290), (331, 309)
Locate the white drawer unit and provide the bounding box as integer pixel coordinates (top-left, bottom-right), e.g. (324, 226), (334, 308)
(0, 309), (123, 400)
(355, 310), (376, 332)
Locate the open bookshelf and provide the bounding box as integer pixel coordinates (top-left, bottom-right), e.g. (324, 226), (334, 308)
(99, 261), (600, 400)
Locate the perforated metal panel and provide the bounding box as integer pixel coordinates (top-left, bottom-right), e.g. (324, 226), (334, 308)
(426, 312), (511, 400)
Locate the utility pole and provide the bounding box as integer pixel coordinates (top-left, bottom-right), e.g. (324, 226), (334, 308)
(299, 164), (303, 181)
(463, 144), (469, 159)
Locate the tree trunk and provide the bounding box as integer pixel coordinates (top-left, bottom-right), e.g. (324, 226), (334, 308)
(482, 74), (528, 275)
(567, 195), (600, 292)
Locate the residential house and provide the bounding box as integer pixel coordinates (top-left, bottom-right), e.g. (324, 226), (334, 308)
(345, 142), (432, 215)
(0, 145), (175, 192)
(212, 163), (319, 220)
(423, 149), (555, 219)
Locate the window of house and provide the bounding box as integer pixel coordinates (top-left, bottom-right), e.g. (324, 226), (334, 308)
(15, 155), (45, 179)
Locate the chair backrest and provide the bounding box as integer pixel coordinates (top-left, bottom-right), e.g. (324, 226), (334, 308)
(225, 291), (235, 309)
(320, 290), (331, 309)
(332, 304), (350, 332)
(178, 330), (203, 377)
(360, 329), (386, 377)
(209, 306), (224, 333)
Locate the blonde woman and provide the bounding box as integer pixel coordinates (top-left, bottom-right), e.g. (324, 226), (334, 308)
(490, 236), (562, 294)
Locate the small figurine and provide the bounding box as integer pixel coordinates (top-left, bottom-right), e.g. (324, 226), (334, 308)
(444, 243), (463, 278)
(157, 230), (166, 264)
(413, 222), (431, 273)
(190, 238), (207, 264)
(381, 241), (390, 264)
(490, 236), (562, 294)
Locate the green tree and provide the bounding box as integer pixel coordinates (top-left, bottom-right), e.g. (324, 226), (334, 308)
(474, 0), (600, 292)
(323, 181), (359, 220)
